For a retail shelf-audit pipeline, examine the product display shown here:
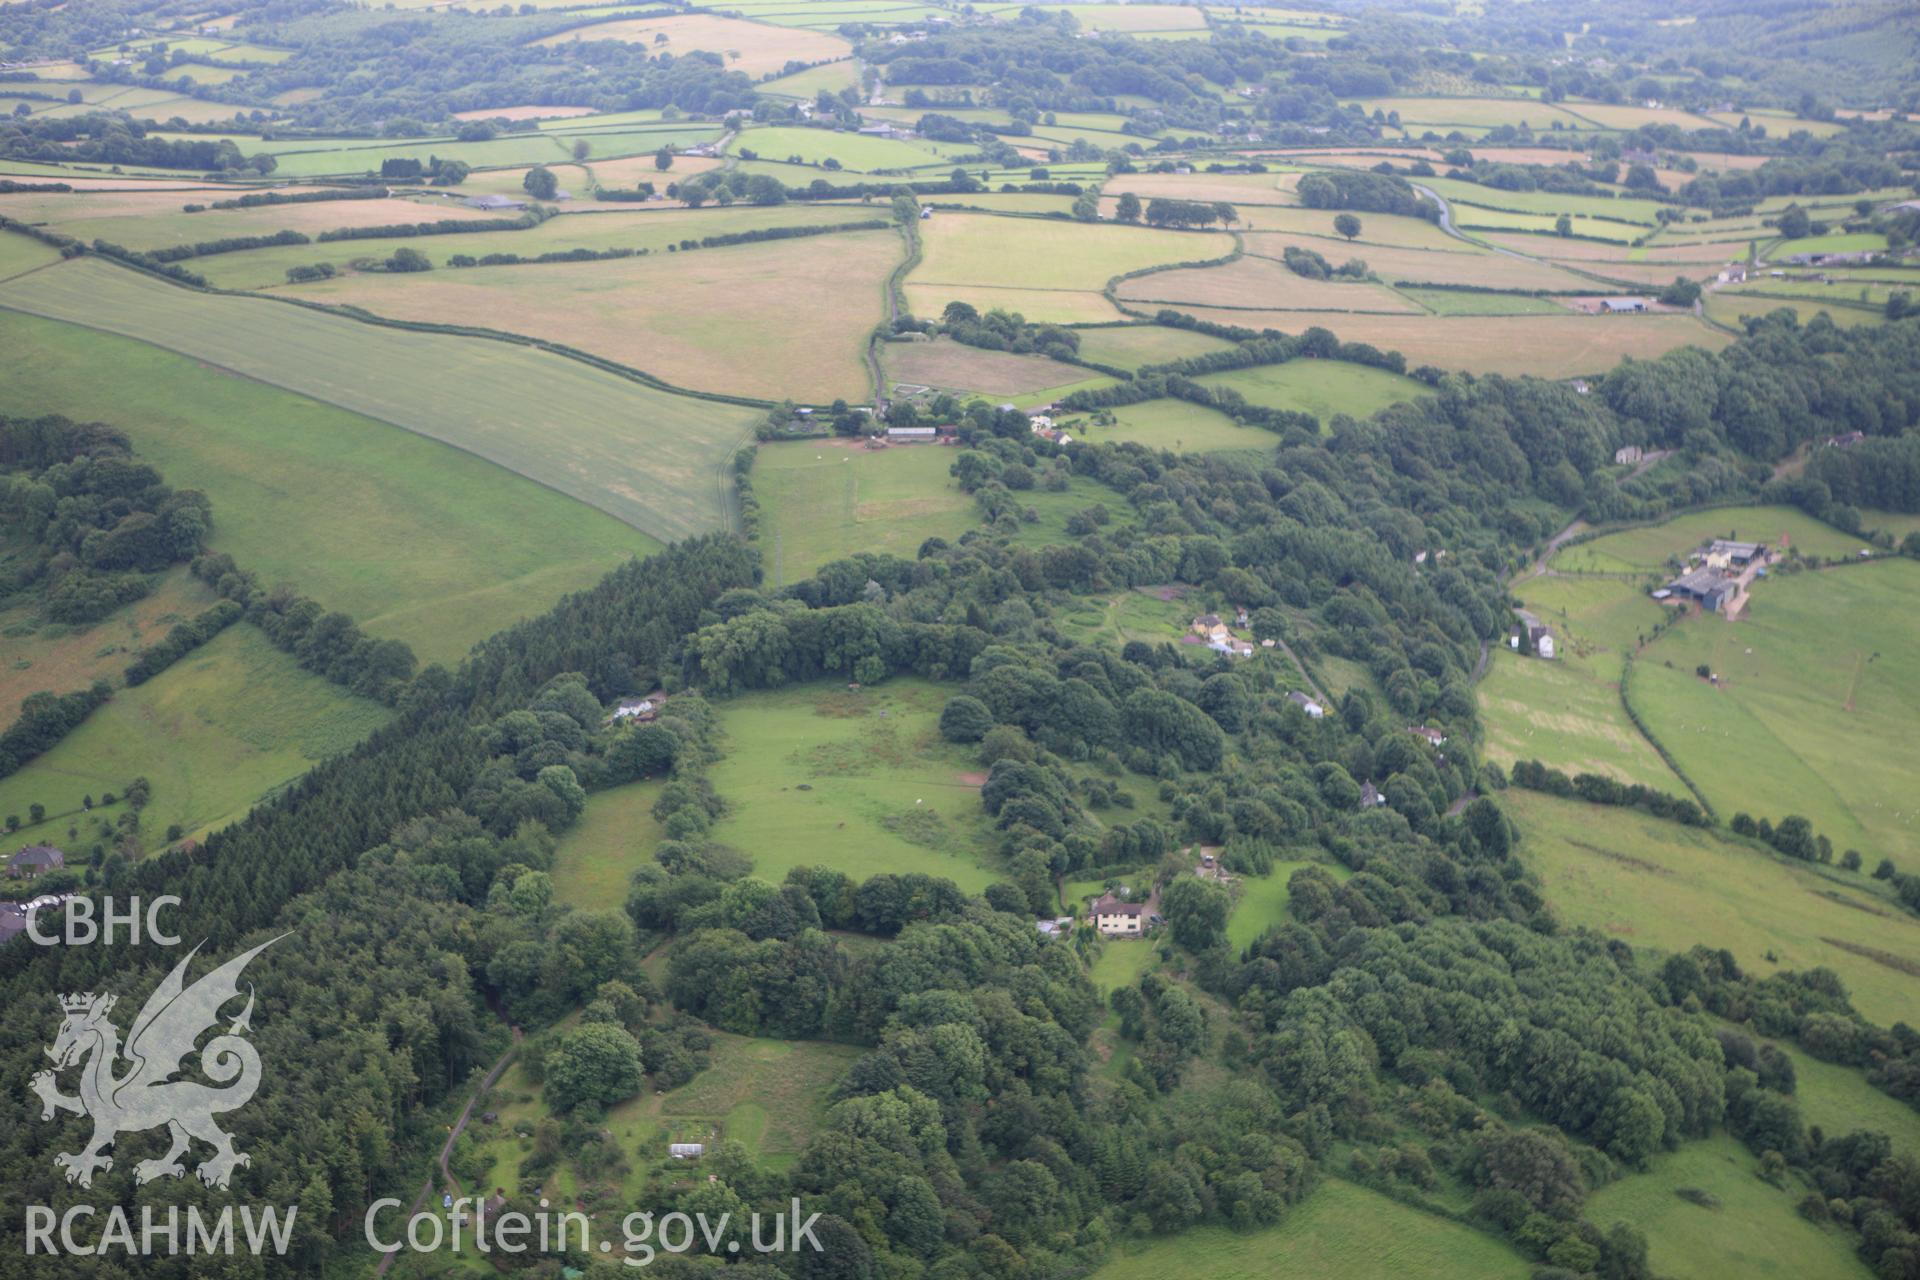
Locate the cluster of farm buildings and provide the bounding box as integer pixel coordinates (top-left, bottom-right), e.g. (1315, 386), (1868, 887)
(1650, 537), (1775, 615)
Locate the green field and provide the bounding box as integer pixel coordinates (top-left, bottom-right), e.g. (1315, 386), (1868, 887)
(1070, 323), (1237, 369)
(1507, 790), (1920, 1027)
(655, 1034), (861, 1167)
(0, 254), (759, 544)
(1632, 559), (1920, 864)
(1063, 397), (1277, 452)
(550, 780), (665, 909)
(1226, 859), (1348, 951)
(1585, 1135), (1869, 1280)
(755, 442), (977, 586)
(1764, 1035), (1920, 1151)
(1552, 506), (1868, 574)
(1195, 360), (1435, 423)
(1095, 1178), (1530, 1280)
(1478, 648), (1682, 790)
(1400, 288), (1572, 315)
(0, 307), (661, 665)
(0, 625), (389, 847)
(1417, 176), (1669, 225)
(704, 681), (1002, 892)
(1054, 588), (1194, 650)
(732, 123), (955, 170)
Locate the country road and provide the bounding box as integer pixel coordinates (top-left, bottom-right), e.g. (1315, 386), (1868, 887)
(373, 1026), (523, 1277)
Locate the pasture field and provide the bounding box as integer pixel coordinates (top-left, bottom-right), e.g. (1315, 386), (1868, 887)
(1419, 176), (1668, 225)
(1477, 647), (1683, 790)
(1118, 256), (1424, 314)
(1584, 1135), (1868, 1280)
(1556, 101), (1722, 131)
(757, 60), (859, 98)
(1061, 397), (1275, 452)
(0, 625), (390, 847)
(924, 191), (1080, 215)
(254, 126), (721, 179)
(1703, 110), (1847, 138)
(1551, 506), (1867, 573)
(1240, 232), (1599, 291)
(1633, 560), (1920, 865)
(1449, 208), (1639, 242)
(1144, 306), (1728, 378)
(0, 255), (761, 543)
(1214, 203), (1464, 249)
(911, 212), (1231, 323)
(192, 200), (867, 289)
(1707, 295), (1884, 331)
(1506, 790), (1920, 1027)
(550, 779), (665, 910)
(452, 104), (598, 122)
(1070, 323), (1237, 369)
(1053, 587), (1196, 651)
(732, 123), (954, 170)
(0, 568), (215, 722)
(653, 1034), (862, 1168)
(1766, 1035), (1920, 1151)
(1032, 3), (1208, 31)
(0, 309), (663, 665)
(755, 441), (976, 585)
(884, 336), (1096, 399)
(1226, 859), (1348, 951)
(296, 228), (898, 403)
(1194, 359), (1434, 421)
(1399, 288), (1572, 315)
(0, 226), (59, 279)
(704, 681), (1002, 892)
(1769, 232), (1889, 258)
(1095, 1178), (1529, 1280)
(534, 13), (851, 77)
(1354, 95), (1588, 131)
(1088, 936), (1161, 995)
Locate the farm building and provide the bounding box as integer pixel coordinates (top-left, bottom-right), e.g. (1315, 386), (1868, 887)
(1664, 565), (1737, 612)
(1599, 297), (1649, 314)
(610, 696), (658, 723)
(1035, 916), (1074, 938)
(464, 194), (527, 211)
(1704, 539), (1765, 569)
(8, 845), (63, 878)
(1286, 690), (1325, 718)
(1359, 782), (1386, 809)
(1613, 445), (1643, 465)
(1191, 614), (1228, 641)
(1510, 625), (1557, 658)
(1825, 431), (1865, 448)
(884, 426), (938, 444)
(668, 1143), (706, 1159)
(1091, 893), (1145, 937)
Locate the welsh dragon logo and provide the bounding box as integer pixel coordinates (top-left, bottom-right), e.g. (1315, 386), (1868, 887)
(31, 937), (281, 1190)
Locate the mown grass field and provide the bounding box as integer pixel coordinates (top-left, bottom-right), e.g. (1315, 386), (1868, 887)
(756, 441), (977, 585)
(1633, 559), (1920, 864)
(1147, 306), (1728, 378)
(655, 1034), (862, 1168)
(1506, 790), (1920, 1027)
(1240, 232), (1598, 292)
(193, 203), (880, 291)
(550, 779), (664, 910)
(1195, 359), (1434, 421)
(1118, 255), (1423, 314)
(0, 625), (390, 847)
(1225, 859), (1349, 951)
(1095, 1178), (1530, 1280)
(297, 228), (897, 403)
(0, 305), (662, 666)
(704, 681), (1002, 892)
(1585, 1134), (1869, 1280)
(910, 212), (1231, 324)
(884, 335), (1097, 399)
(0, 567), (215, 722)
(1477, 648), (1683, 790)
(0, 254), (759, 544)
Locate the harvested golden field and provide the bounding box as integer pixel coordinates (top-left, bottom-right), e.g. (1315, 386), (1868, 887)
(0, 188), (525, 253)
(453, 104), (598, 121)
(1242, 231), (1597, 291)
(298, 228), (898, 402)
(903, 283), (1123, 324)
(884, 336), (1094, 398)
(458, 162), (593, 197)
(915, 212), (1231, 291)
(1145, 306), (1729, 377)
(534, 12), (850, 76)
(1117, 255), (1423, 313)
(0, 568), (217, 724)
(0, 169), (223, 191)
(586, 151), (723, 189)
(1102, 170), (1300, 209)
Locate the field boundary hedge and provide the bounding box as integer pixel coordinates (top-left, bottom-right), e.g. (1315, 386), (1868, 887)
(1618, 653), (1718, 821)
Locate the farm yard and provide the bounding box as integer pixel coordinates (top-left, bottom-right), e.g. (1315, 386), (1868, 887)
(0, 254), (761, 543)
